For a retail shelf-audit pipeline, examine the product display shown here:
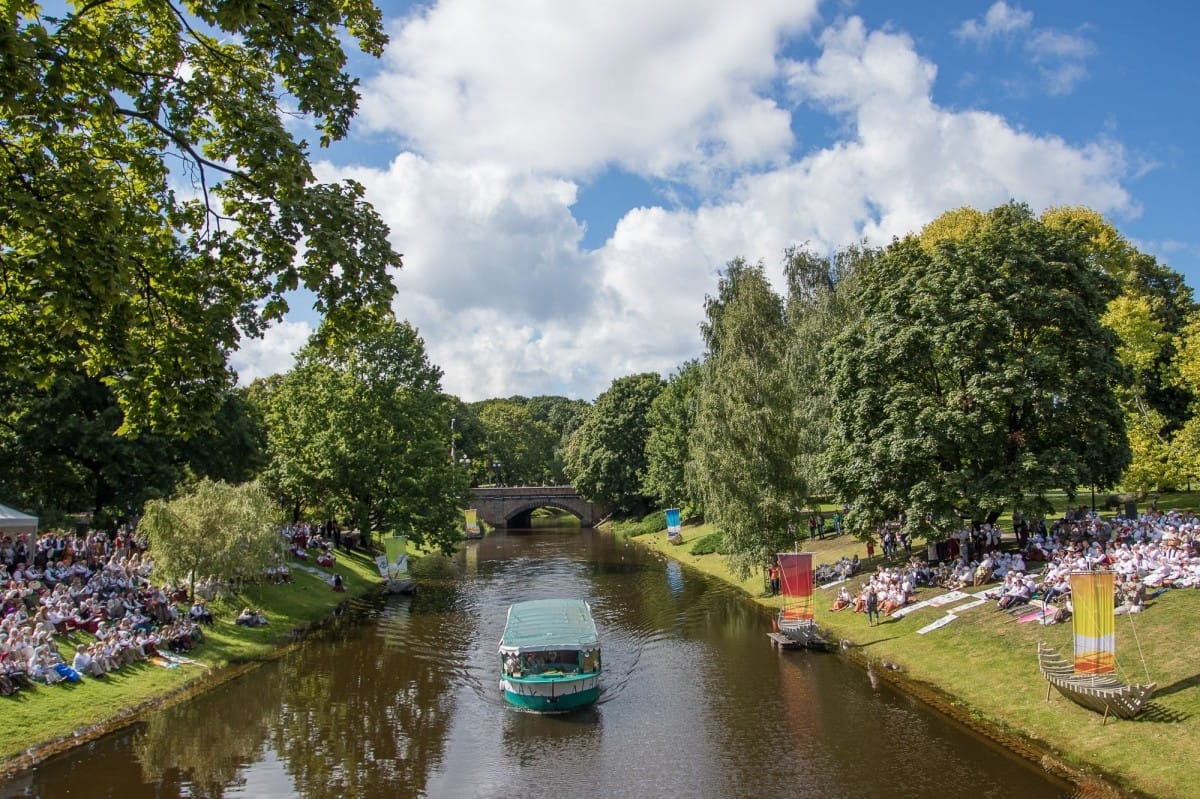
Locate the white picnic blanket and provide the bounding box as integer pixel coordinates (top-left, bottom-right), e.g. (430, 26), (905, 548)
(917, 614), (957, 634)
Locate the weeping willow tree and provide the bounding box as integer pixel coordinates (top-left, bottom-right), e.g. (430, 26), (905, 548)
(782, 243), (875, 499)
(139, 478), (284, 600)
(690, 259), (806, 579)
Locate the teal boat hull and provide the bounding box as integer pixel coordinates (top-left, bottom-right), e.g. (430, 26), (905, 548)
(500, 674), (600, 712)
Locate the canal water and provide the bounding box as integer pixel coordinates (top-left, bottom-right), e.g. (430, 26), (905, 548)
(1, 528), (1073, 798)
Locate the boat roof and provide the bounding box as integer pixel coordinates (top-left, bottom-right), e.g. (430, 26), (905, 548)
(500, 598), (599, 652)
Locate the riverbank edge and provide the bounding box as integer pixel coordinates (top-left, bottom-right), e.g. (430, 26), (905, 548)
(0, 573), (387, 782)
(623, 531), (1145, 799)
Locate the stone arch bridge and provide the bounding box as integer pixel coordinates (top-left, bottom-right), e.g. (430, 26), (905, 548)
(470, 486), (608, 528)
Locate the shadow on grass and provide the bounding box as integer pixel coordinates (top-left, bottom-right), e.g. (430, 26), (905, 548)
(1136, 702), (1191, 723)
(1150, 670), (1200, 698)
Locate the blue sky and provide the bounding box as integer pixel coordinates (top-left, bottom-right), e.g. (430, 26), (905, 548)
(230, 0), (1200, 402)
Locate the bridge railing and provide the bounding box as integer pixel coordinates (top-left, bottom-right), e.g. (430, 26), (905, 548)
(470, 485), (579, 498)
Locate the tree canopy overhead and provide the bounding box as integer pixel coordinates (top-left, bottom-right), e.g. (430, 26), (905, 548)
(1, 0), (401, 432)
(826, 202), (1130, 538)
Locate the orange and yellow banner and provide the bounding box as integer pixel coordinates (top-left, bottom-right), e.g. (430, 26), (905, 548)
(1071, 571), (1115, 674)
(465, 509), (479, 534)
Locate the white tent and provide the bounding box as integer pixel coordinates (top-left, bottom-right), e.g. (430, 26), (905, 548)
(0, 503), (37, 534)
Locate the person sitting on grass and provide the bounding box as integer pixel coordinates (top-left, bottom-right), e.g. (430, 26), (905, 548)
(236, 607), (268, 627)
(189, 599), (214, 626)
(996, 574), (1034, 610)
(72, 643), (104, 678)
(853, 585), (869, 614)
(830, 586), (852, 611)
(973, 554), (995, 586)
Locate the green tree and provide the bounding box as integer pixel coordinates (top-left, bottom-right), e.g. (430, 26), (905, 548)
(565, 373), (663, 516)
(1, 0), (400, 432)
(139, 478), (284, 599)
(0, 371), (266, 528)
(1042, 207), (1197, 490)
(1166, 312), (1200, 484)
(446, 398), (485, 484)
(525, 395), (591, 483)
(177, 387), (270, 486)
(691, 259), (807, 578)
(917, 207), (987, 254)
(782, 243), (874, 497)
(475, 400), (558, 485)
(825, 203), (1130, 539)
(642, 361), (702, 512)
(263, 318), (464, 553)
(1102, 292), (1179, 490)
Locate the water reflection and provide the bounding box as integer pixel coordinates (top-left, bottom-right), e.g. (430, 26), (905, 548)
(1, 528), (1073, 799)
(137, 669), (281, 795)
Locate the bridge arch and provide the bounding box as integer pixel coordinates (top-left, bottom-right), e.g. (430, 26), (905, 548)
(470, 486), (607, 529)
(500, 500), (584, 528)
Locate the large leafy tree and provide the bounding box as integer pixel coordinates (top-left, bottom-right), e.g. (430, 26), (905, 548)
(1042, 207), (1197, 490)
(691, 259), (807, 578)
(0, 372), (179, 527)
(525, 395), (591, 483)
(1, 0), (400, 432)
(1166, 313), (1200, 485)
(263, 318), (464, 553)
(565, 373), (663, 516)
(826, 202), (1129, 539)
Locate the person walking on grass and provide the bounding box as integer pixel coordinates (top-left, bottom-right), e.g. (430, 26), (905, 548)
(866, 588), (880, 626)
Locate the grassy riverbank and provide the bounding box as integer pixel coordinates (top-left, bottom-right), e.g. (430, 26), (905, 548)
(628, 523), (1199, 799)
(0, 548), (386, 774)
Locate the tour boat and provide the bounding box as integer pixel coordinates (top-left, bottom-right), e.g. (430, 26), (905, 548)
(499, 598), (602, 712)
(1038, 571), (1155, 720)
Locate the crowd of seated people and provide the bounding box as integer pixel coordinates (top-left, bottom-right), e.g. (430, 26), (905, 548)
(849, 562), (920, 618)
(0, 516), (365, 698)
(1009, 509), (1200, 599)
(0, 529), (204, 694)
(906, 507), (1200, 618)
(814, 555), (862, 584)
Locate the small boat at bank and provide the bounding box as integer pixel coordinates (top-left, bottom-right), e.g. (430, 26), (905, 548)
(1038, 571), (1155, 720)
(773, 552), (830, 651)
(499, 598), (602, 712)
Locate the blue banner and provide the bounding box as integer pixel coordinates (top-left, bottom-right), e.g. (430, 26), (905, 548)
(666, 508), (681, 534)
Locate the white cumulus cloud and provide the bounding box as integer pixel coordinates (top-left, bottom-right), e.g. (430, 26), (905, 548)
(955, 1), (1033, 44)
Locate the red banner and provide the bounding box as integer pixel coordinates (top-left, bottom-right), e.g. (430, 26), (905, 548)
(778, 552), (814, 621)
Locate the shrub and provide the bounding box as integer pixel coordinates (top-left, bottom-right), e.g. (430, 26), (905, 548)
(615, 510), (667, 538)
(690, 532), (727, 556)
